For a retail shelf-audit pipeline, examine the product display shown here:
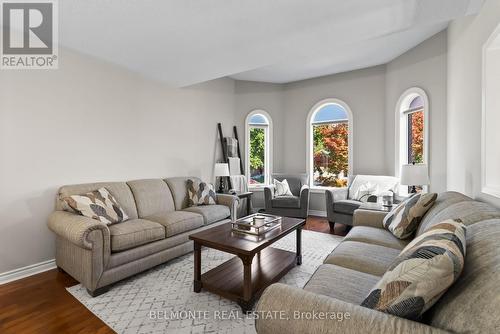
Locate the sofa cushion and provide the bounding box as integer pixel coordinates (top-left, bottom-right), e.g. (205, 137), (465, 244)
(384, 193), (437, 239)
(183, 205), (230, 225)
(127, 179), (175, 218)
(334, 200), (362, 215)
(109, 219), (165, 252)
(323, 241), (400, 276)
(146, 211), (204, 237)
(304, 264), (380, 304)
(345, 226), (410, 250)
(361, 219), (466, 321)
(418, 200), (500, 235)
(428, 219), (500, 333)
(62, 187), (129, 225)
(271, 196), (300, 208)
(416, 191), (471, 236)
(58, 182), (138, 219)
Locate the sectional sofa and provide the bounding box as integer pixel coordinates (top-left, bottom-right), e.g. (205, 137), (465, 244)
(256, 191), (500, 333)
(48, 177), (238, 296)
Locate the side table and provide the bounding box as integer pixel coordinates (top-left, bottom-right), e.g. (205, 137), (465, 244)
(358, 202), (393, 212)
(221, 191), (253, 216)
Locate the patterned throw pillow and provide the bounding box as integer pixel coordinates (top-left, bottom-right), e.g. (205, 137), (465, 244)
(353, 182), (378, 202)
(62, 187), (129, 225)
(361, 219), (466, 320)
(187, 179), (216, 206)
(273, 179), (293, 197)
(383, 192), (437, 239)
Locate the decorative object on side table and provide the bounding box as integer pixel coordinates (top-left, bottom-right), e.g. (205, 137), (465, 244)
(214, 162), (230, 193)
(231, 213), (282, 235)
(400, 163), (429, 193)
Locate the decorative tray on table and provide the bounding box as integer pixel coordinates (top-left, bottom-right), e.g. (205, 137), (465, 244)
(231, 213), (282, 236)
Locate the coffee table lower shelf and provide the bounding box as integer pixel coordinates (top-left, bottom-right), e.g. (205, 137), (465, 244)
(199, 247), (297, 311)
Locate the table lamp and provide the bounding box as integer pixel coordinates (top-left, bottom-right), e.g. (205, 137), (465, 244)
(214, 163), (230, 193)
(400, 163), (429, 193)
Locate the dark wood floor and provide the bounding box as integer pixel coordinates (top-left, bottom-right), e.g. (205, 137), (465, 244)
(0, 216), (345, 334)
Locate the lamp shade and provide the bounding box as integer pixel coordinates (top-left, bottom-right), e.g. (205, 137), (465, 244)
(400, 164), (429, 186)
(214, 163), (230, 177)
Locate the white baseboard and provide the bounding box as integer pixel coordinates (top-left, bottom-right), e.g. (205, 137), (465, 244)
(0, 259), (56, 285)
(308, 210), (327, 217)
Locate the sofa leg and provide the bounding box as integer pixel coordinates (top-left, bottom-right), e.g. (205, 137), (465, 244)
(328, 222), (335, 232)
(87, 286), (110, 297)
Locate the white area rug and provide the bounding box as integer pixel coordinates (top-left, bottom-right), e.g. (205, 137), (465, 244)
(68, 230), (342, 334)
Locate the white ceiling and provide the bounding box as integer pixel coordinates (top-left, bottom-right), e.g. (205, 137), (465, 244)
(60, 0), (484, 87)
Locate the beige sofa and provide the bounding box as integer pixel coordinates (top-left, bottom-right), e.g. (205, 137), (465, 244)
(256, 191), (500, 333)
(48, 177), (238, 296)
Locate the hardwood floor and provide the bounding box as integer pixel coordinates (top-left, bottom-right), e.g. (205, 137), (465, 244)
(0, 269), (114, 334)
(304, 215), (349, 236)
(0, 215), (343, 334)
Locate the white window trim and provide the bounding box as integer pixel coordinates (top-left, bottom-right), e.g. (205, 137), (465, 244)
(395, 87), (429, 194)
(245, 110), (273, 189)
(306, 98), (353, 190)
(481, 23), (500, 199)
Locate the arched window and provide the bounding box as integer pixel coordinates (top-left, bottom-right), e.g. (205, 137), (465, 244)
(245, 110), (273, 187)
(396, 87), (429, 193)
(306, 99), (353, 188)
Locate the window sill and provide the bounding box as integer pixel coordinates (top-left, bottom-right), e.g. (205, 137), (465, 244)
(248, 186), (266, 192)
(309, 186), (347, 194)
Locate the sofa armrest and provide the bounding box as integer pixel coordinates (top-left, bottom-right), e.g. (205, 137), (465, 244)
(48, 210), (110, 250)
(353, 209), (388, 229)
(264, 185), (275, 209)
(299, 185), (310, 210)
(216, 193), (240, 221)
(325, 187), (348, 221)
(255, 283), (449, 334)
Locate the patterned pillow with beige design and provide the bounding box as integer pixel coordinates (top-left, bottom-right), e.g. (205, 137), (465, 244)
(187, 179), (217, 206)
(361, 219), (466, 320)
(62, 187), (129, 225)
(383, 192), (437, 239)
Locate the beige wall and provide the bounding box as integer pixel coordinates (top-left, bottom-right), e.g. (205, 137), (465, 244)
(0, 48), (236, 274)
(385, 30), (448, 193)
(447, 0), (500, 207)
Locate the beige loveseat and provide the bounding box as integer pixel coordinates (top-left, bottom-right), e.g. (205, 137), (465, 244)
(48, 177), (238, 296)
(256, 192), (500, 333)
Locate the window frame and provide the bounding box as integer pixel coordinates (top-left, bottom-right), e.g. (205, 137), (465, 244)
(306, 98), (353, 190)
(245, 110), (273, 189)
(395, 87), (429, 194)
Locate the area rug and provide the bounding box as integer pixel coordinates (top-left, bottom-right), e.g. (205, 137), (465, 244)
(67, 230), (342, 334)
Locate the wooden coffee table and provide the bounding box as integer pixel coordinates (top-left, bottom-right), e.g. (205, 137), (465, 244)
(189, 217), (305, 311)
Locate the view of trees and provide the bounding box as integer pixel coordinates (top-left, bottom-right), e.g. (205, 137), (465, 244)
(249, 127), (265, 184)
(313, 122), (348, 187)
(409, 110), (424, 163)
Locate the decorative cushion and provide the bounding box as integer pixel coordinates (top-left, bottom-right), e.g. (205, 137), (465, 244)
(352, 182), (378, 202)
(383, 193), (437, 239)
(361, 219), (467, 320)
(62, 187), (128, 225)
(273, 178), (293, 197)
(187, 179), (216, 206)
